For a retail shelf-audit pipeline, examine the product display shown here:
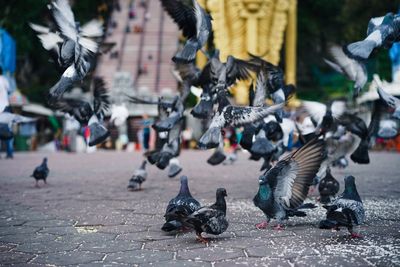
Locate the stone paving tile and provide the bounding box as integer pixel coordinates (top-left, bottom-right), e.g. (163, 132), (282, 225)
(178, 247), (244, 262)
(117, 231), (175, 242)
(210, 236), (274, 249)
(215, 257), (292, 267)
(97, 224), (148, 234)
(23, 219), (75, 227)
(54, 232), (117, 244)
(0, 233), (56, 244)
(246, 244), (319, 259)
(15, 240), (80, 254)
(144, 236), (207, 251)
(293, 255), (373, 267)
(0, 251), (35, 264)
(32, 251), (105, 265)
(0, 219), (26, 227)
(78, 240), (143, 253)
(105, 249), (173, 264)
(140, 260), (212, 267)
(0, 226), (41, 236)
(39, 226), (78, 235)
(0, 243), (16, 252)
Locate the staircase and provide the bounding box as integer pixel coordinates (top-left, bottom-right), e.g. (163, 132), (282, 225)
(95, 0), (179, 94)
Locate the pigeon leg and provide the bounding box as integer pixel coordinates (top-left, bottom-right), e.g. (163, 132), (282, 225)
(196, 233), (209, 244)
(34, 180), (40, 188)
(255, 221), (268, 229)
(44, 179), (47, 185)
(274, 224), (284, 230)
(350, 232), (362, 238)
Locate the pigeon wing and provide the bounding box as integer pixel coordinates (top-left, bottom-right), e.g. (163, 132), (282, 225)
(80, 19), (104, 38)
(253, 71), (266, 107)
(49, 0), (77, 42)
(374, 75), (400, 109)
(302, 100), (327, 125)
(159, 0), (197, 39)
(274, 139), (325, 209)
(225, 56), (259, 87)
(223, 103), (284, 127)
(92, 77), (110, 118)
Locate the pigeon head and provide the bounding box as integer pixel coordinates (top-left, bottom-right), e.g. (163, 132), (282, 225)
(216, 188), (227, 197)
(180, 175), (188, 184)
(43, 157), (48, 163)
(141, 160), (147, 169)
(343, 175), (362, 202)
(344, 175), (355, 185)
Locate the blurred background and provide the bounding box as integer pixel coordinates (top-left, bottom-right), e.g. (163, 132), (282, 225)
(0, 0), (399, 154)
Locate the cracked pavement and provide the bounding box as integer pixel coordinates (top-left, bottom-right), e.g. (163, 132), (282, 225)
(0, 151), (399, 266)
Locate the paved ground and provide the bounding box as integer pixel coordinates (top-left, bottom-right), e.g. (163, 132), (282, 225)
(0, 150), (399, 266)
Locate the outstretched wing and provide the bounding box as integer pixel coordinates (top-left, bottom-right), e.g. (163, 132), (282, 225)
(302, 100), (327, 125)
(80, 19), (104, 38)
(49, 0), (77, 42)
(160, 0), (197, 39)
(274, 139), (325, 209)
(223, 103), (284, 127)
(92, 77), (110, 117)
(253, 71), (266, 107)
(225, 56), (259, 87)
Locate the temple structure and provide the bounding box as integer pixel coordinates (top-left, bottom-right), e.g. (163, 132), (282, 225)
(197, 0), (297, 104)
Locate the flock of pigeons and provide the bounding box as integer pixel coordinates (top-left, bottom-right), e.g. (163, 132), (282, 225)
(25, 0), (400, 243)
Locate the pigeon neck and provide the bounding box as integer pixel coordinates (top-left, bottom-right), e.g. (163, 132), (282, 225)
(140, 161), (146, 169)
(343, 183), (362, 202)
(179, 180), (191, 197)
(215, 194), (227, 214)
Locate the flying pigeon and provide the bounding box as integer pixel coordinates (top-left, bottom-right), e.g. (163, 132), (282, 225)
(31, 158), (50, 188)
(207, 137), (227, 166)
(160, 0), (212, 63)
(253, 138), (324, 229)
(344, 13), (400, 61)
(168, 158), (183, 178)
(127, 160), (147, 191)
(198, 91), (284, 149)
(222, 149), (238, 165)
(374, 75), (400, 120)
(182, 188), (229, 243)
(318, 167), (340, 204)
(319, 175), (365, 238)
(44, 0), (105, 103)
(324, 45), (367, 97)
(162, 175), (201, 232)
(51, 77), (110, 146)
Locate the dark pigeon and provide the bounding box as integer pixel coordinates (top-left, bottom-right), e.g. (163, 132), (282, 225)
(319, 175), (365, 238)
(162, 176), (201, 232)
(318, 167), (340, 204)
(182, 188), (229, 243)
(31, 158), (49, 188)
(253, 138), (324, 229)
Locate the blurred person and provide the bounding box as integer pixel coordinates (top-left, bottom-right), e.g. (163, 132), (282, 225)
(63, 114), (80, 152)
(141, 114), (152, 151)
(0, 66), (13, 158)
(182, 127), (193, 149)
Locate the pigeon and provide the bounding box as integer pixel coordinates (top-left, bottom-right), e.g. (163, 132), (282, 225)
(153, 96), (184, 132)
(344, 13), (400, 61)
(168, 158), (183, 178)
(51, 77), (110, 146)
(44, 0), (104, 103)
(162, 175), (201, 232)
(127, 160), (147, 191)
(207, 137), (227, 166)
(198, 91), (284, 149)
(324, 45), (367, 97)
(31, 158), (50, 188)
(222, 149), (238, 165)
(318, 167), (340, 204)
(182, 188), (229, 243)
(253, 138), (324, 229)
(248, 54), (296, 122)
(319, 175), (365, 238)
(374, 75), (400, 120)
(160, 0), (212, 63)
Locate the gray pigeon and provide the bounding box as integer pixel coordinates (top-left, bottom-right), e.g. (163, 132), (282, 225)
(319, 175), (365, 238)
(324, 45), (368, 97)
(253, 138), (324, 229)
(160, 0), (212, 63)
(198, 90), (283, 149)
(127, 161), (147, 191)
(182, 188), (229, 243)
(162, 175), (201, 232)
(31, 158), (49, 188)
(318, 167), (340, 204)
(344, 13), (400, 60)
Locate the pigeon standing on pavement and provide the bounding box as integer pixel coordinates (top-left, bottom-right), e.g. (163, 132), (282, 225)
(160, 0), (212, 63)
(253, 138), (324, 229)
(344, 13), (400, 61)
(162, 175), (201, 232)
(319, 175), (365, 238)
(182, 188), (229, 243)
(127, 160), (148, 191)
(31, 158), (50, 188)
(318, 167), (340, 204)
